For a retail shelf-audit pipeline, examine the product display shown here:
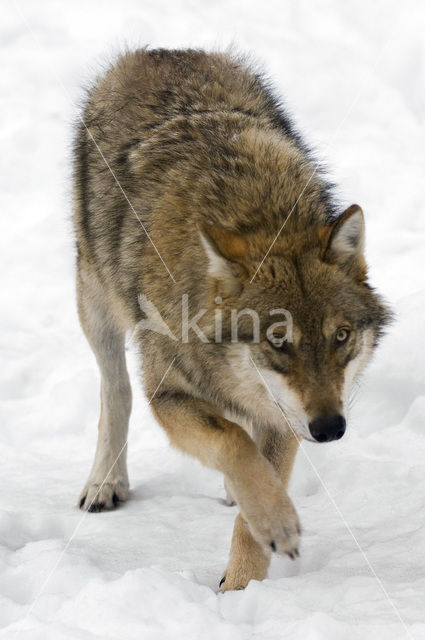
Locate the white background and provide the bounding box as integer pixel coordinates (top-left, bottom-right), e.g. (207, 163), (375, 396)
(1, 1), (425, 638)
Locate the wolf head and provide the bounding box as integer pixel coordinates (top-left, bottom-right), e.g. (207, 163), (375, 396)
(199, 205), (392, 442)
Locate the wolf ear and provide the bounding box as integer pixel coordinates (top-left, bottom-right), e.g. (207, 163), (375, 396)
(198, 224), (248, 296)
(320, 205), (366, 280)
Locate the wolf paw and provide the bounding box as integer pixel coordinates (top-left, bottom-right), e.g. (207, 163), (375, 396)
(242, 489), (301, 558)
(218, 572), (246, 592)
(78, 479), (129, 512)
(218, 565), (262, 592)
(250, 507), (300, 558)
(224, 478), (237, 506)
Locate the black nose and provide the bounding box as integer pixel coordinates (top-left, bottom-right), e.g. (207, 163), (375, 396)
(309, 414), (346, 443)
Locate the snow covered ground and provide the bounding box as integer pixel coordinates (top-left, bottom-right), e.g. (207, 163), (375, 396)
(1, 1), (425, 637)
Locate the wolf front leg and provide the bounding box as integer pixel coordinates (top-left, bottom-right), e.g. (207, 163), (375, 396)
(150, 392), (300, 574)
(77, 266), (132, 512)
(220, 428), (300, 591)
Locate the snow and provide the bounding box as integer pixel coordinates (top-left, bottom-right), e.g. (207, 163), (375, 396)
(1, 0), (425, 638)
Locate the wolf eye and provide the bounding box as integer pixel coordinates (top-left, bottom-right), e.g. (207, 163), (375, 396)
(335, 328), (350, 344)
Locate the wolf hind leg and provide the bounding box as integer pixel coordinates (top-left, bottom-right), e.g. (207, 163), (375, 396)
(77, 266), (132, 512)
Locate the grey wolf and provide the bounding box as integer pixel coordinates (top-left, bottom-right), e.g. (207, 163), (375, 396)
(73, 48), (391, 591)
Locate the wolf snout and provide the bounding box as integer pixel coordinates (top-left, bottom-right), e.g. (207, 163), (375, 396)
(309, 414), (346, 443)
